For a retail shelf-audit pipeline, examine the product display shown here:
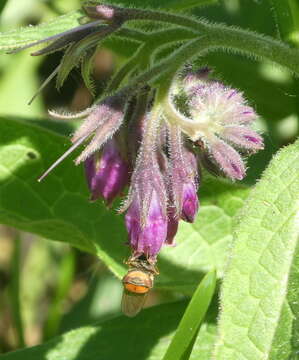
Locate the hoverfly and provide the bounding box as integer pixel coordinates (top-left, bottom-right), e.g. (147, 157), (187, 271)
(121, 255), (159, 317)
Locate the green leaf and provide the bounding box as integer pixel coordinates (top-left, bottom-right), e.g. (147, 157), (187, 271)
(44, 250), (75, 339)
(0, 10), (82, 52)
(0, 300), (217, 360)
(0, 53), (44, 117)
(81, 48), (96, 96)
(19, 239), (63, 336)
(160, 0), (219, 11)
(0, 0), (9, 15)
(213, 138), (299, 359)
(0, 117), (249, 291)
(157, 177), (249, 292)
(9, 236), (25, 348)
(56, 28), (105, 89)
(59, 273), (123, 330)
(162, 270), (216, 360)
(0, 117), (128, 278)
(55, 24), (119, 89)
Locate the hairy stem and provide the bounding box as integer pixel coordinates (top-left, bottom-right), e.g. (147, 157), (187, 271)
(116, 5), (299, 73)
(208, 23), (299, 74)
(102, 36), (209, 103)
(107, 27), (196, 93)
(126, 90), (151, 161)
(86, 4), (206, 33)
(115, 27), (148, 42)
(104, 22), (299, 104)
(107, 56), (138, 93)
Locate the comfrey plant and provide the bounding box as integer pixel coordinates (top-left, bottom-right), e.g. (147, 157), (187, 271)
(11, 1), (299, 315)
(40, 70), (263, 261)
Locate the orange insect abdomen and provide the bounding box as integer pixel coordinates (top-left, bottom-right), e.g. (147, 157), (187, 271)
(124, 283), (150, 294)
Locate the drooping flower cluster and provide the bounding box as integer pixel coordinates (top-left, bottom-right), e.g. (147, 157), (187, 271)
(37, 68), (263, 261)
(21, 2), (264, 261)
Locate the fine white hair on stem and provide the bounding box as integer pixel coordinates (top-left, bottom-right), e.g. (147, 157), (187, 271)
(48, 106), (95, 120)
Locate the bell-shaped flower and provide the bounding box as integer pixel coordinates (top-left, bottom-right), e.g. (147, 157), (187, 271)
(125, 190), (168, 258)
(165, 206), (179, 245)
(167, 124), (200, 223)
(38, 96), (125, 182)
(84, 139), (129, 204)
(181, 182), (199, 222)
(122, 108), (169, 259)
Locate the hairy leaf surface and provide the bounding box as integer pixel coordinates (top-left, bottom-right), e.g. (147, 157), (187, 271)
(0, 300), (217, 360)
(213, 139), (299, 360)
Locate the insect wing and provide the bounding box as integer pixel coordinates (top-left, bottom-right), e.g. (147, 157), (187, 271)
(121, 289), (148, 317)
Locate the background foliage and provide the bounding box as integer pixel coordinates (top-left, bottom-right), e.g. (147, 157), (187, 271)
(0, 0), (298, 359)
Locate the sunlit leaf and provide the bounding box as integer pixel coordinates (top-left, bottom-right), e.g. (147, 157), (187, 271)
(0, 300), (217, 360)
(213, 138), (299, 360)
(162, 270), (216, 360)
(0, 11), (82, 53)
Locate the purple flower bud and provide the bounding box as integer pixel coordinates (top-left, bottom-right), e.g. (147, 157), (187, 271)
(165, 71), (264, 183)
(176, 73), (260, 133)
(181, 182), (199, 222)
(84, 5), (115, 20)
(125, 191), (168, 258)
(84, 154), (96, 191)
(166, 207), (179, 245)
(37, 96), (126, 183)
(187, 81), (258, 128)
(122, 106), (169, 258)
(84, 139), (129, 204)
(72, 103), (113, 143)
(221, 126), (264, 151)
(209, 139), (245, 180)
(198, 151), (223, 177)
(167, 124), (200, 223)
(74, 96), (125, 164)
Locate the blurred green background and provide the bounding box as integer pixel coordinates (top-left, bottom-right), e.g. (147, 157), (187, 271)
(0, 0), (298, 353)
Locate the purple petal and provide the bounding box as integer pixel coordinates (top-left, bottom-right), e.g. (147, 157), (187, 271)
(227, 90), (237, 99)
(221, 126), (264, 151)
(210, 140), (246, 180)
(166, 207), (179, 245)
(84, 155), (96, 191)
(84, 4), (115, 19)
(181, 183), (199, 223)
(167, 124), (200, 224)
(8, 20), (102, 54)
(125, 191), (168, 258)
(85, 140), (129, 204)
